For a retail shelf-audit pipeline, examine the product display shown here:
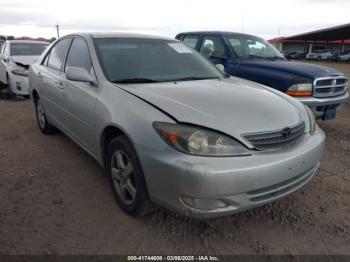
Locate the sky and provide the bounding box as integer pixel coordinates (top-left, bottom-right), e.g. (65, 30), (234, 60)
(0, 0), (349, 40)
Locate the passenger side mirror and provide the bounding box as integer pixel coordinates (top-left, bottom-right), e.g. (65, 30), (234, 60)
(0, 53), (6, 61)
(66, 66), (95, 84)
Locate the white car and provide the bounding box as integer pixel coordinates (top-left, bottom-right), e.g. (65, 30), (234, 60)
(337, 51), (350, 62)
(306, 50), (332, 60)
(0, 40), (49, 96)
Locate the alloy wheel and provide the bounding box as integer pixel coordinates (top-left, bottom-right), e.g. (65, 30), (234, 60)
(37, 102), (46, 130)
(111, 150), (137, 205)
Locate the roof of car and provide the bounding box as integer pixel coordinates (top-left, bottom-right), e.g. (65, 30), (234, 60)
(74, 32), (175, 41)
(176, 31), (262, 39)
(7, 40), (49, 45)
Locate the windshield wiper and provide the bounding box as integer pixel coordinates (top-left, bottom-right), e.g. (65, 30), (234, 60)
(247, 54), (266, 59)
(170, 76), (220, 82)
(244, 55), (284, 60)
(112, 78), (160, 84)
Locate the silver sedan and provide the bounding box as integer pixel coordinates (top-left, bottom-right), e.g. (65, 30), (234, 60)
(29, 33), (325, 218)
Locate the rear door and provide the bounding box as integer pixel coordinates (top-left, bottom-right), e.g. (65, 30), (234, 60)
(61, 36), (98, 153)
(39, 37), (73, 128)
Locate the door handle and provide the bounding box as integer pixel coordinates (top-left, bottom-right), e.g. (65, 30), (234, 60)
(58, 81), (64, 89)
(55, 81), (64, 89)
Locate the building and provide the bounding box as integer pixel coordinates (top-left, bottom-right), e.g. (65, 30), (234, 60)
(269, 23), (350, 54)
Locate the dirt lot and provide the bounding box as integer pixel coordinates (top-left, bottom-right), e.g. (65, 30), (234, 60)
(0, 62), (349, 255)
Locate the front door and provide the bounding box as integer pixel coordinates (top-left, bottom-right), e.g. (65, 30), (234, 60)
(61, 37), (98, 154)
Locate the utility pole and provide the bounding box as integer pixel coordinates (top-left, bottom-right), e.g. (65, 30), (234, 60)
(241, 13), (245, 33)
(55, 22), (60, 38)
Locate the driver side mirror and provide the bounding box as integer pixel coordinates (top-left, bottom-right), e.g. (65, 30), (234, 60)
(66, 66), (95, 84)
(0, 53), (6, 61)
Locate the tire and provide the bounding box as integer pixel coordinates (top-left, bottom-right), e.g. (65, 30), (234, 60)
(35, 97), (56, 134)
(106, 135), (156, 217)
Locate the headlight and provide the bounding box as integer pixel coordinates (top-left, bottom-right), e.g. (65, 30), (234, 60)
(11, 65), (28, 76)
(304, 105), (316, 135)
(153, 122), (250, 156)
(287, 83), (312, 97)
(9, 61), (28, 77)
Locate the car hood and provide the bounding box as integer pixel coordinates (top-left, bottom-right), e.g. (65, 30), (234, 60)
(117, 78), (305, 144)
(240, 60), (343, 79)
(10, 55), (39, 66)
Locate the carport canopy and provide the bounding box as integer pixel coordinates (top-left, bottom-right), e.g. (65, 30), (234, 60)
(283, 23), (350, 41)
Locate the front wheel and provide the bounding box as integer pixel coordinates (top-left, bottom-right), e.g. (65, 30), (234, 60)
(106, 135), (156, 216)
(35, 98), (56, 134)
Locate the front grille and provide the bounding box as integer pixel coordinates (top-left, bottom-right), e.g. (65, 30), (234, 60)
(246, 164), (318, 203)
(314, 77), (348, 98)
(336, 78), (347, 85)
(317, 79), (332, 86)
(242, 122), (305, 151)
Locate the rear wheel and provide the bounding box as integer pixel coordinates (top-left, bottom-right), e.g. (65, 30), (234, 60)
(106, 135), (156, 216)
(35, 97), (56, 134)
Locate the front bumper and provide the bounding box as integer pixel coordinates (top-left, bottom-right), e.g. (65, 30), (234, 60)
(136, 128), (325, 218)
(8, 72), (30, 96)
(296, 92), (349, 119)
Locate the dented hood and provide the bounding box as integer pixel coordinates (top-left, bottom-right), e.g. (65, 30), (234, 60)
(117, 77), (306, 142)
(10, 55), (39, 66)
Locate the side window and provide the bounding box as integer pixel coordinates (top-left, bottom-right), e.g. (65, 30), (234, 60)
(183, 35), (199, 49)
(4, 43), (10, 56)
(200, 36), (226, 59)
(47, 38), (72, 71)
(65, 37), (92, 73)
(42, 52), (50, 66)
(1, 43), (6, 54)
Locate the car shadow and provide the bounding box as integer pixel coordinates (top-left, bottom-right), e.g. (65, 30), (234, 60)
(0, 88), (28, 101)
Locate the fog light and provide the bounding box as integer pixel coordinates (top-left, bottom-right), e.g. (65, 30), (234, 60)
(181, 196), (228, 210)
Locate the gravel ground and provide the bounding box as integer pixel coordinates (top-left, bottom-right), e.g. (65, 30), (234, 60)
(0, 62), (349, 255)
